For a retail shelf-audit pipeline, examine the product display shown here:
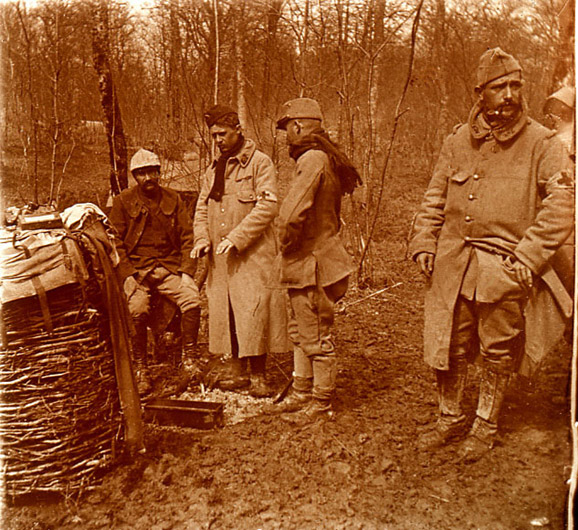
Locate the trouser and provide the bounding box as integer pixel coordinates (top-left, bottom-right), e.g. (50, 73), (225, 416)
(450, 295), (525, 374)
(127, 265), (200, 319)
(438, 294), (524, 428)
(127, 266), (201, 364)
(288, 277), (348, 401)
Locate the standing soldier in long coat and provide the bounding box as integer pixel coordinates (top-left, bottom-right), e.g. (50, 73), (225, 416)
(409, 48), (574, 462)
(191, 105), (286, 397)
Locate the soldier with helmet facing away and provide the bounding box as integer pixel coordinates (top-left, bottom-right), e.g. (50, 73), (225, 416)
(109, 148), (202, 394)
(268, 98), (361, 423)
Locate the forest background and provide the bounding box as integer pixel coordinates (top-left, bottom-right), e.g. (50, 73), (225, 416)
(1, 0), (574, 285)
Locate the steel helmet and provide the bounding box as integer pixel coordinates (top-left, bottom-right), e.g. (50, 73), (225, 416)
(545, 86), (575, 110)
(130, 148), (161, 173)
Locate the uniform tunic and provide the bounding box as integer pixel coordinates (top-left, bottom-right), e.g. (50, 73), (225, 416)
(109, 185), (200, 318)
(409, 103), (574, 374)
(194, 139), (287, 357)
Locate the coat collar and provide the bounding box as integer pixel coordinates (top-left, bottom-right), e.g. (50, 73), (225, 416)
(211, 138), (257, 169)
(120, 185), (178, 218)
(468, 99), (529, 143)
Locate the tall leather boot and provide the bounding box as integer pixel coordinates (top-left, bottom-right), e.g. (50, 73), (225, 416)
(458, 366), (509, 463)
(132, 318), (152, 395)
(180, 307), (201, 368)
(418, 361), (468, 450)
(173, 307), (203, 393)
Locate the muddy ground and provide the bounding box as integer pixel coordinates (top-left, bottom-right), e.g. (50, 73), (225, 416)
(2, 144), (574, 529)
(4, 262), (573, 529)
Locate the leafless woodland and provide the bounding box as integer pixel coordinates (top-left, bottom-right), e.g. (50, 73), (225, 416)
(1, 0), (574, 284)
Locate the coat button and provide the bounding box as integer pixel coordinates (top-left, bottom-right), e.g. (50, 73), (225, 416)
(221, 208), (225, 213)
(465, 236), (471, 242)
(465, 215), (472, 222)
(473, 174), (480, 180)
(221, 222), (225, 227)
(468, 194), (475, 200)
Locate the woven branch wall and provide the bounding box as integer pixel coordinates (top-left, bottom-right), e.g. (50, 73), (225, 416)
(0, 283), (122, 498)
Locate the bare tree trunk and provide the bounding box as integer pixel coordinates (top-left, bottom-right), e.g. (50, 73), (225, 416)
(551, 0), (574, 90)
(169, 1), (182, 142)
(434, 0), (451, 142)
(91, 0), (127, 196)
(15, 3), (39, 204)
(212, 0), (220, 105)
(48, 8), (60, 204)
(234, 1), (247, 129)
(356, 0), (425, 284)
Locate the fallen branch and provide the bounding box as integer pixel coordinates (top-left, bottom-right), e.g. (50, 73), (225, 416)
(338, 282), (403, 313)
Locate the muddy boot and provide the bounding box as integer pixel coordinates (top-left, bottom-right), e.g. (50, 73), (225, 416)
(248, 355), (274, 398)
(262, 381), (312, 414)
(180, 307), (201, 370)
(283, 398), (333, 425)
(132, 318), (152, 395)
(218, 357), (250, 392)
(249, 373), (275, 398)
(457, 367), (509, 463)
(418, 365), (468, 450)
(418, 414), (468, 451)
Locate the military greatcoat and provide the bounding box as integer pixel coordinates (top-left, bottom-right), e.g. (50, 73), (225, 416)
(408, 103), (574, 374)
(194, 139), (287, 357)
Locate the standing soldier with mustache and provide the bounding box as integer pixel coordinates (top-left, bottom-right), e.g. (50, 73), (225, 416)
(409, 48), (574, 462)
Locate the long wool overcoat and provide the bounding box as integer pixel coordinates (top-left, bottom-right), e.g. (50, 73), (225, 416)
(193, 139), (287, 357)
(408, 104), (574, 375)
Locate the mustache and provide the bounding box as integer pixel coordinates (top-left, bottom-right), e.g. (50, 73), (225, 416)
(486, 103), (517, 117)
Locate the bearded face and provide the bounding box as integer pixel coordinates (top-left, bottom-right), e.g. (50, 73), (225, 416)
(133, 166), (161, 197)
(479, 71), (524, 126)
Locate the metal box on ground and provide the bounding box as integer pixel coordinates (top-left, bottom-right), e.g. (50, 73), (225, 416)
(144, 398), (224, 429)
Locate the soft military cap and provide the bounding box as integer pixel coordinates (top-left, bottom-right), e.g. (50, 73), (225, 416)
(477, 47), (522, 88)
(130, 148), (161, 173)
(204, 104), (239, 128)
(276, 98), (323, 130)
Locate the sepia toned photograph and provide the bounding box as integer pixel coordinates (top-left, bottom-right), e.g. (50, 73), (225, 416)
(0, 0), (575, 528)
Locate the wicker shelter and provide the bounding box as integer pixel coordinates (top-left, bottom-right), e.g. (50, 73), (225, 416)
(0, 206), (143, 499)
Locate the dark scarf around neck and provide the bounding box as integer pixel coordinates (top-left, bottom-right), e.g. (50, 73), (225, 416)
(209, 134), (245, 201)
(289, 128), (362, 195)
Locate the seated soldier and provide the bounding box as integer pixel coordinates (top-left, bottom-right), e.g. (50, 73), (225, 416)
(109, 148), (201, 393)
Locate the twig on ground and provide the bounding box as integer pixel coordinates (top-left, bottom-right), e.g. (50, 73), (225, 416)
(429, 494), (449, 503)
(339, 282), (403, 313)
(330, 432), (359, 458)
(269, 354), (291, 381)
